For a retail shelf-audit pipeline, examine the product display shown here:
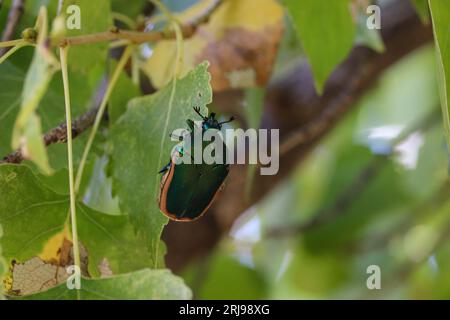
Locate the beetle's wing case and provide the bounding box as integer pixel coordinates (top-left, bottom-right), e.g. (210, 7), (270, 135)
(158, 113), (231, 222)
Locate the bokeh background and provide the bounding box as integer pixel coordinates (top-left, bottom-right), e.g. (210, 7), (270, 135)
(167, 0), (450, 299)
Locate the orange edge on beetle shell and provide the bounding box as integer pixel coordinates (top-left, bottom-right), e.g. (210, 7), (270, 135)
(158, 154), (229, 222)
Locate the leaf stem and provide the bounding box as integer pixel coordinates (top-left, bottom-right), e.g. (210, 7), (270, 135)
(172, 22), (184, 78)
(0, 42), (29, 64)
(0, 39), (24, 48)
(59, 26), (181, 47)
(74, 46), (134, 193)
(1, 0), (222, 50)
(59, 46), (81, 292)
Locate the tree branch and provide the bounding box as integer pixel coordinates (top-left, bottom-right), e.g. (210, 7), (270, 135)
(1, 106), (98, 164)
(0, 0), (222, 48)
(59, 0), (223, 47)
(1, 79), (107, 164)
(0, 0), (25, 56)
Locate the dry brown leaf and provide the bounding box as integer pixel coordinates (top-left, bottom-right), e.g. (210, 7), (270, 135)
(144, 0), (284, 91)
(9, 257), (68, 296)
(6, 241), (89, 296)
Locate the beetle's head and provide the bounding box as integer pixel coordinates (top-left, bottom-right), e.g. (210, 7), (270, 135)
(203, 113), (221, 130)
(193, 106), (235, 130)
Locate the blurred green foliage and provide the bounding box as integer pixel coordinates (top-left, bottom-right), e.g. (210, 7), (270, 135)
(186, 44), (450, 299)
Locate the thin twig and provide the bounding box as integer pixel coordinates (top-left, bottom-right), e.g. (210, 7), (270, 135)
(74, 46), (133, 192)
(1, 82), (106, 164)
(0, 0), (221, 49)
(59, 0), (222, 47)
(0, 0), (25, 56)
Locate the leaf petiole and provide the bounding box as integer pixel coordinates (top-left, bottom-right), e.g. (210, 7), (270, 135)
(59, 46), (81, 299)
(74, 46), (134, 193)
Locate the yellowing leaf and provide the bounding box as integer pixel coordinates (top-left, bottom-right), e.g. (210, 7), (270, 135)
(38, 226), (71, 263)
(0, 164), (160, 293)
(145, 0), (284, 91)
(207, 0), (284, 32)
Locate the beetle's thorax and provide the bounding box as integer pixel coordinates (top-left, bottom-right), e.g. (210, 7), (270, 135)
(202, 116), (221, 130)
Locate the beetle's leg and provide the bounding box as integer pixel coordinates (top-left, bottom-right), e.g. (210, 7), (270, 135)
(193, 106), (207, 120)
(219, 116), (235, 125)
(158, 161), (171, 174)
(186, 119), (196, 131)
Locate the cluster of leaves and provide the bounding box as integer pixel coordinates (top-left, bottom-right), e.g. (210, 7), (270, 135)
(0, 0), (285, 299)
(0, 0), (213, 299)
(0, 0), (449, 300)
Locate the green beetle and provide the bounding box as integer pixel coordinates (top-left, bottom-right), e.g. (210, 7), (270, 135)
(158, 107), (234, 222)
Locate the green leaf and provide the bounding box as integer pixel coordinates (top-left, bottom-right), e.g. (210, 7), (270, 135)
(355, 10), (384, 53)
(77, 203), (155, 277)
(0, 59), (96, 171)
(244, 88), (264, 199)
(109, 70), (140, 124)
(184, 253), (266, 299)
(429, 0), (450, 147)
(19, 268), (192, 300)
(111, 0), (147, 19)
(274, 245), (349, 298)
(283, 0), (355, 93)
(0, 62), (25, 158)
(110, 62), (212, 262)
(411, 0), (430, 23)
(62, 0), (112, 74)
(0, 165), (67, 262)
(244, 88), (264, 130)
(11, 8), (59, 175)
(0, 164), (155, 278)
(83, 156), (121, 215)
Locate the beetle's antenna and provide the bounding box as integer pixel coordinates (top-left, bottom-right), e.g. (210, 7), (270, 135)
(193, 106), (207, 120)
(219, 116), (235, 125)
